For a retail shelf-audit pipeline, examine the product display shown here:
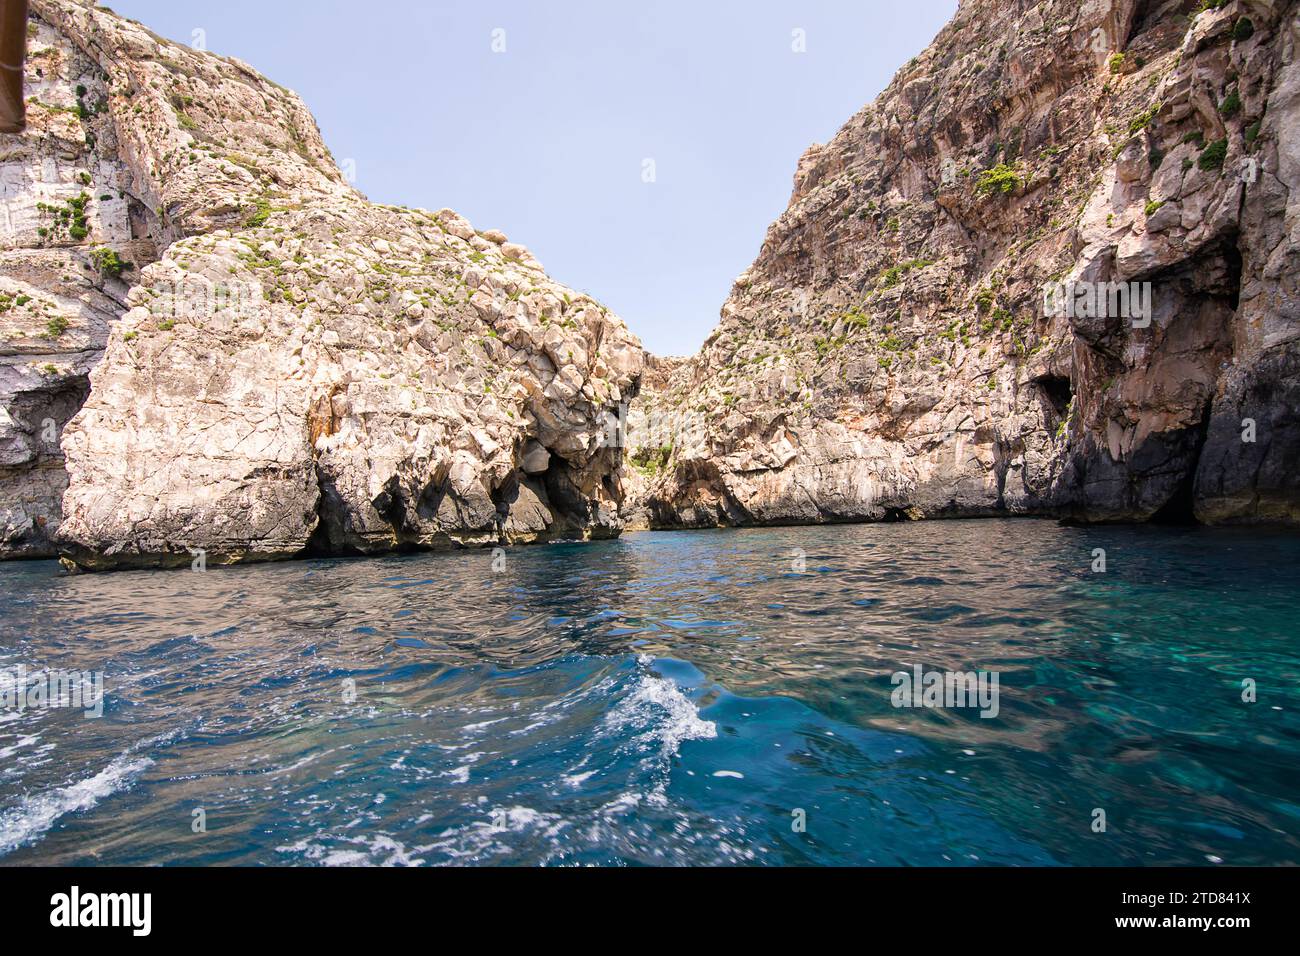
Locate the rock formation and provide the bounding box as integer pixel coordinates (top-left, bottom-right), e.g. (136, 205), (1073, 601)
(1, 4), (149, 558)
(2, 0), (642, 570)
(3, 0), (1296, 573)
(630, 0), (1300, 528)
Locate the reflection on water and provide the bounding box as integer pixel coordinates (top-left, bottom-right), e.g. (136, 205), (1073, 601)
(0, 520), (1297, 865)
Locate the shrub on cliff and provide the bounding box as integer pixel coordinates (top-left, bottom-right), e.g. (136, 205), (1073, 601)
(975, 164), (1023, 197)
(43, 316), (69, 340)
(1197, 138), (1228, 171)
(89, 247), (132, 278)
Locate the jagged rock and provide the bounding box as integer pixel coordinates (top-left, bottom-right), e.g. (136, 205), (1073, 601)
(0, 5), (156, 557)
(1, 0), (643, 571)
(6, 0), (1297, 570)
(628, 0), (1300, 529)
(520, 439), (551, 475)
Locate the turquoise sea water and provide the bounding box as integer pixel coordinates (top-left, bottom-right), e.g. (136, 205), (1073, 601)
(0, 520), (1296, 866)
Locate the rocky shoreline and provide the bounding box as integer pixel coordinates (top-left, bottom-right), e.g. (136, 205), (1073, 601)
(4, 0), (642, 572)
(2, 0), (1297, 573)
(625, 0), (1300, 533)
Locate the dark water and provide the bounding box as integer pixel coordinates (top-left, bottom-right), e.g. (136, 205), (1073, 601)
(0, 520), (1297, 866)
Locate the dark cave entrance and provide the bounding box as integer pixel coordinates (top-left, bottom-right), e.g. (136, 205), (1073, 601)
(1149, 410), (1213, 525)
(1149, 476), (1197, 524)
(1033, 374), (1073, 425)
(1148, 237), (1241, 524)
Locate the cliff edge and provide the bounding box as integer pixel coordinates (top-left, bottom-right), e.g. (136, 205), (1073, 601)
(630, 0), (1300, 529)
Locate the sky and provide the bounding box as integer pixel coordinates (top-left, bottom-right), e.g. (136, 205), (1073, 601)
(107, 0), (957, 356)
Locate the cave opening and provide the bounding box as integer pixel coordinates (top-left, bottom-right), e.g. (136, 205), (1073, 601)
(1149, 476), (1197, 524)
(1142, 235), (1242, 525)
(1150, 410), (1214, 525)
(1034, 374), (1073, 422)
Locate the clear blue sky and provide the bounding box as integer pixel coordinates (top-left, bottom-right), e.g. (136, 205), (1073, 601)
(108, 0), (957, 355)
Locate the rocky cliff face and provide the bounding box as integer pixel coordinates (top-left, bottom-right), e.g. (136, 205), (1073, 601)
(1, 3), (151, 557)
(2, 0), (1294, 572)
(631, 0), (1300, 529)
(3, 0), (642, 570)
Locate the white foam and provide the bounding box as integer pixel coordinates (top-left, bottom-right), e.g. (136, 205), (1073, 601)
(0, 751), (152, 855)
(602, 665), (716, 760)
(462, 717), (508, 733)
(278, 833), (425, 867)
(0, 728), (183, 857)
(401, 805), (572, 863)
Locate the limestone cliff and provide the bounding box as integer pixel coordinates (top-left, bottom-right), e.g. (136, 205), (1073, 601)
(631, 0), (1300, 528)
(1, 2), (153, 557)
(2, 0), (643, 570)
(4, 0), (1296, 573)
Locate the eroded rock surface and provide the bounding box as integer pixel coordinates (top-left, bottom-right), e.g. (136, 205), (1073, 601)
(4, 0), (643, 570)
(1, 5), (155, 557)
(5, 0), (1296, 571)
(630, 0), (1300, 528)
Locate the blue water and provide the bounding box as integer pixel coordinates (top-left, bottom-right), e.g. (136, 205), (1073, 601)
(0, 520), (1297, 866)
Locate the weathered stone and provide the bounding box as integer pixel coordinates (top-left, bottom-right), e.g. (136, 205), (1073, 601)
(520, 440), (551, 475)
(7, 0), (1297, 571)
(626, 0), (1300, 530)
(0, 0), (644, 571)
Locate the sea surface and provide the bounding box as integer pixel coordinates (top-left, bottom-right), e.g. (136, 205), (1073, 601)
(0, 520), (1297, 866)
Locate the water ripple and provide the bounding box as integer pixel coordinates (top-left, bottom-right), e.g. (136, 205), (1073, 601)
(0, 520), (1297, 865)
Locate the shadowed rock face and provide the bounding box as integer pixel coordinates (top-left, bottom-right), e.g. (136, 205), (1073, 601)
(3, 0), (643, 571)
(3, 1), (1295, 571)
(628, 0), (1300, 529)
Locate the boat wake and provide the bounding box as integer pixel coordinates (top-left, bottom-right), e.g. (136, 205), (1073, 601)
(0, 731), (179, 857)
